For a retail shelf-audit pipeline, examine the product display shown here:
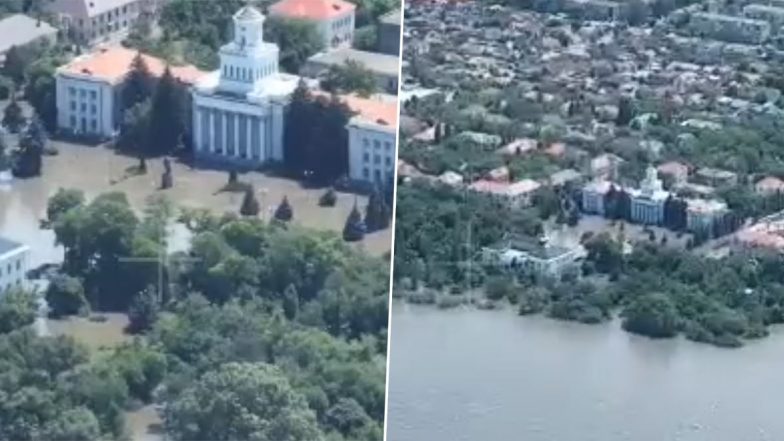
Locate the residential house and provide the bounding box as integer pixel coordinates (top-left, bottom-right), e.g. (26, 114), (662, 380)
(482, 234), (585, 279)
(755, 176), (784, 195)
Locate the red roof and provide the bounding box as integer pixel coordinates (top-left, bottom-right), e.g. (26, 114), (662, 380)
(60, 46), (206, 85)
(269, 0), (356, 21)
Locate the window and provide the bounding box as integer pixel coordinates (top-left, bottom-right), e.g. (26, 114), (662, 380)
(90, 90), (97, 100)
(385, 157), (392, 166)
(385, 141), (392, 151)
(374, 155), (381, 164)
(91, 119), (97, 130)
(69, 87), (76, 96)
(15, 261), (20, 271)
(91, 105), (97, 115)
(70, 101), (76, 111)
(373, 140), (381, 149)
(79, 89), (86, 97)
(363, 138), (369, 147)
(363, 168), (369, 178)
(80, 103), (86, 112)
(363, 153), (370, 163)
(70, 116), (76, 128)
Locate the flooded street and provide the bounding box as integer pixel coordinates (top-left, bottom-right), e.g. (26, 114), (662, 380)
(1, 141), (392, 440)
(0, 140), (391, 268)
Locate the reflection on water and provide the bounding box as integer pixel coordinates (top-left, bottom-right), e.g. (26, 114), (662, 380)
(388, 303), (784, 441)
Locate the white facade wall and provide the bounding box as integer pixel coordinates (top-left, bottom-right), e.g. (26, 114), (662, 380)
(348, 121), (395, 187)
(323, 11), (355, 48)
(56, 74), (115, 137)
(0, 246), (29, 294)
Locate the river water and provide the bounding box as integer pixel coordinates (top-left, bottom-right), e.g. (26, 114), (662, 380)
(387, 302), (784, 441)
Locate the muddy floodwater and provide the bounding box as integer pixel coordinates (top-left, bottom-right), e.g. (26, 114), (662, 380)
(1, 141), (391, 440)
(0, 140), (391, 268)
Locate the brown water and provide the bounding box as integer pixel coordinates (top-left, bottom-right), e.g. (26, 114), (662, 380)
(0, 140), (391, 268)
(387, 303), (784, 441)
(1, 141), (392, 440)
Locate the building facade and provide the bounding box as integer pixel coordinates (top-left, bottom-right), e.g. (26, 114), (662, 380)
(46, 0), (159, 46)
(483, 235), (584, 279)
(629, 165), (669, 225)
(686, 198), (728, 233)
(269, 0), (356, 50)
(581, 180), (612, 215)
(345, 95), (398, 188)
(55, 46), (203, 138)
(377, 10), (401, 56)
(191, 6), (309, 166)
(0, 237), (29, 295)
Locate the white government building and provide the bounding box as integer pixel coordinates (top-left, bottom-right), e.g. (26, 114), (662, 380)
(0, 236), (29, 295)
(191, 6), (313, 165)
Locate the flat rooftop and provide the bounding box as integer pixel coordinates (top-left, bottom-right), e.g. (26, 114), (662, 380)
(490, 234), (575, 260)
(306, 48), (400, 76)
(0, 14), (57, 55)
(0, 236), (25, 256)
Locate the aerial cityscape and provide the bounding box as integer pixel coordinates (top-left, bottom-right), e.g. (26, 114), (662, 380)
(389, 0), (784, 439)
(0, 0), (398, 439)
(5, 0), (784, 439)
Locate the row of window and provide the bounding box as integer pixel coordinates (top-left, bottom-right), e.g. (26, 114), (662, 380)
(68, 88), (98, 100)
(0, 259), (22, 277)
(362, 167), (387, 183)
(332, 15), (352, 30)
(70, 101), (98, 115)
(70, 116), (99, 133)
(222, 63), (275, 83)
(362, 138), (393, 151)
(77, 2), (136, 28)
(362, 152), (393, 167)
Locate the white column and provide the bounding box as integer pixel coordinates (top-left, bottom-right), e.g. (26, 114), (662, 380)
(258, 116), (265, 162)
(209, 109), (216, 154)
(246, 115), (253, 159)
(234, 113), (240, 158)
(194, 107), (202, 152)
(222, 111), (228, 156)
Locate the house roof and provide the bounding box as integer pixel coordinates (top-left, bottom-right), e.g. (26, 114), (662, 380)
(234, 6), (265, 21)
(306, 48), (400, 77)
(58, 46), (206, 85)
(0, 14), (57, 55)
(269, 0), (356, 21)
(470, 179), (540, 197)
(46, 0), (138, 19)
(657, 161), (689, 176)
(339, 94), (399, 129)
(0, 236), (25, 256)
(756, 176), (784, 193)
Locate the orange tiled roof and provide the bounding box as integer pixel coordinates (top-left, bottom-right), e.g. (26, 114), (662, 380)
(60, 46), (206, 85)
(269, 0), (356, 21)
(341, 94), (398, 128)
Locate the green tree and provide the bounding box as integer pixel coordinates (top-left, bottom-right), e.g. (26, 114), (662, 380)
(319, 187), (337, 207)
(0, 288), (37, 333)
(616, 96), (635, 127)
(14, 115), (46, 177)
(322, 60), (377, 97)
(122, 52), (154, 111)
(283, 283), (299, 320)
(343, 203), (366, 242)
(40, 407), (101, 441)
(2, 45), (28, 85)
(147, 66), (187, 155)
(117, 99), (151, 152)
(3, 95), (25, 133)
(0, 126), (10, 171)
(47, 188), (86, 223)
(240, 187), (260, 217)
(265, 17), (324, 73)
(46, 274), (88, 318)
(127, 286), (160, 334)
(164, 362), (323, 441)
(275, 196), (294, 222)
(622, 292), (680, 338)
(364, 188), (391, 232)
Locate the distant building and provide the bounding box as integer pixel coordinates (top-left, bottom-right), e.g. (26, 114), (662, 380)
(45, 0), (159, 46)
(0, 14), (58, 61)
(628, 165), (669, 225)
(269, 0), (356, 50)
(687, 12), (771, 45)
(469, 179), (541, 208)
(345, 94), (398, 188)
(589, 153), (623, 181)
(56, 46), (205, 137)
(549, 168), (582, 187)
(755, 176), (784, 195)
(686, 198), (728, 233)
(302, 48), (400, 94)
(191, 6), (321, 166)
(695, 167), (738, 188)
(482, 234), (584, 279)
(657, 161), (690, 186)
(563, 0), (622, 21)
(377, 9), (401, 56)
(0, 236), (29, 295)
(581, 180), (613, 215)
(743, 4), (784, 31)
